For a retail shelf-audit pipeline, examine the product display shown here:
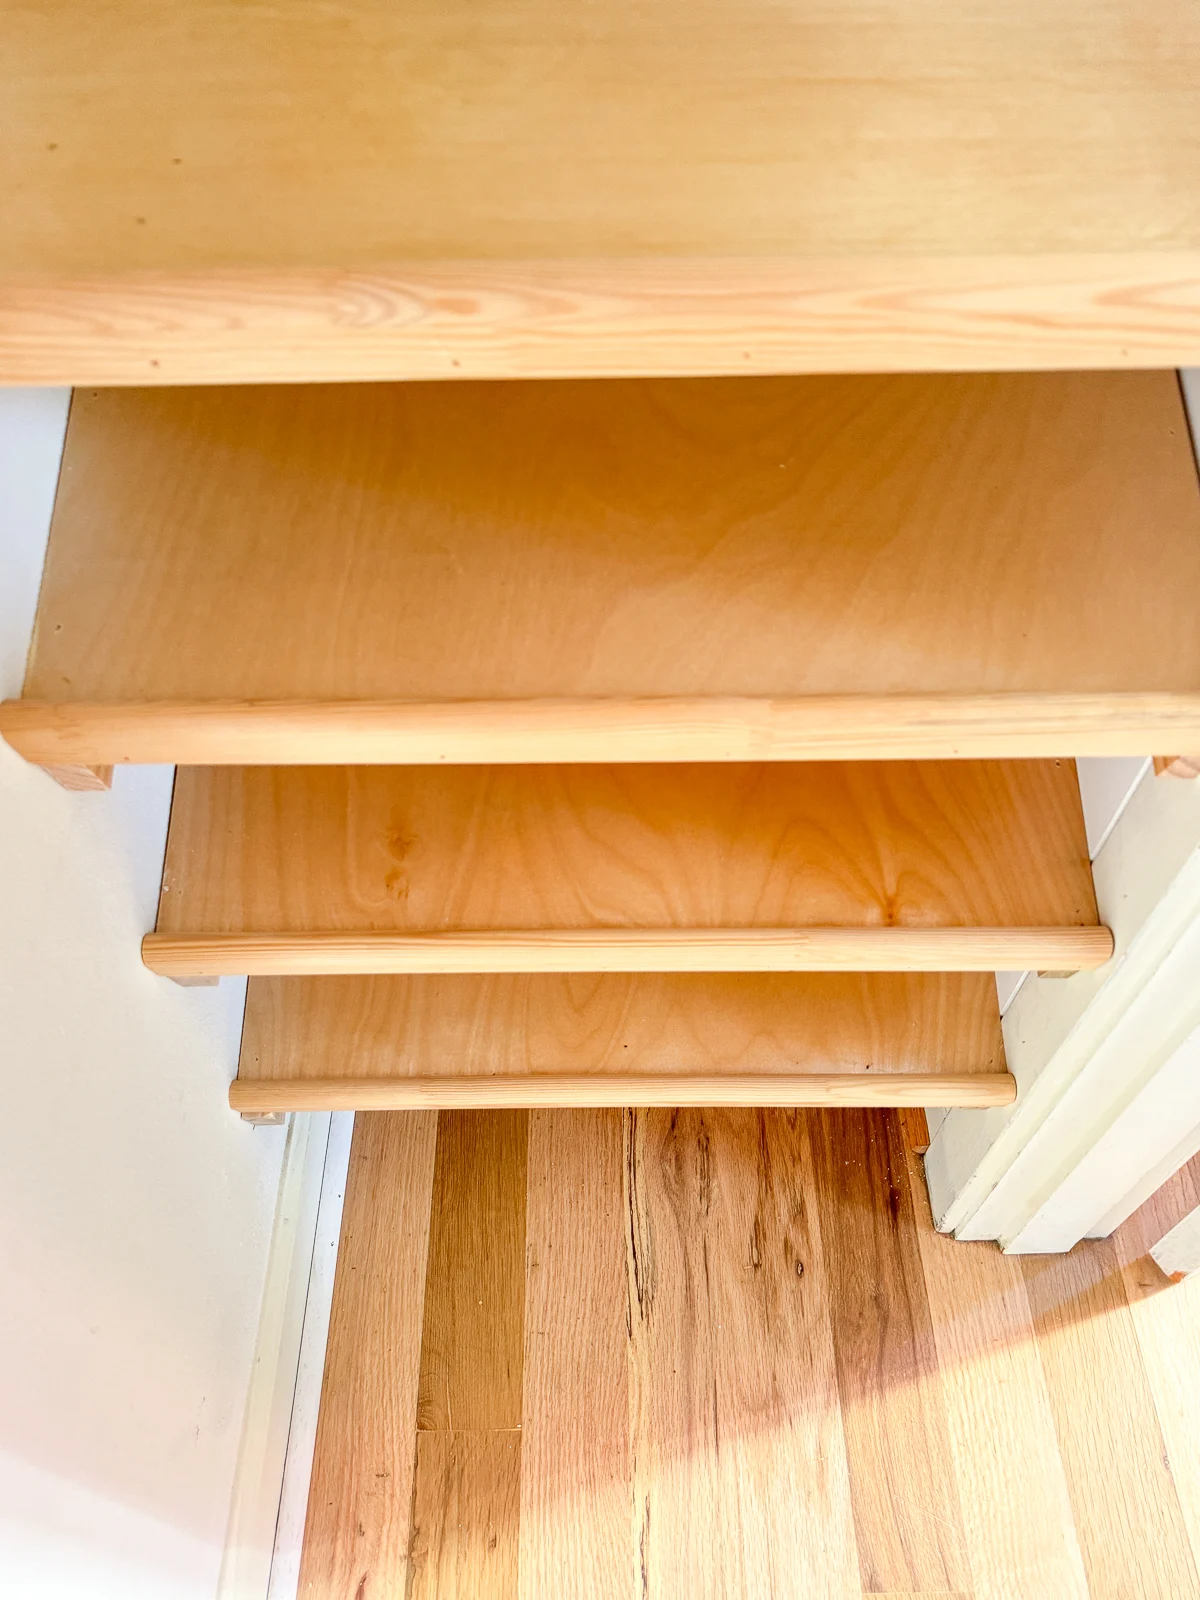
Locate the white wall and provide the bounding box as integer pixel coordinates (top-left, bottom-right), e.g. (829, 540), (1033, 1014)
(0, 388), (286, 1600)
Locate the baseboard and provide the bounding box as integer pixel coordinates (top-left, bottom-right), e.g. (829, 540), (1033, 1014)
(216, 1110), (353, 1600)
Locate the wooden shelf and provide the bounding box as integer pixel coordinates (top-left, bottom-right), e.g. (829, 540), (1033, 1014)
(146, 759), (1105, 977)
(3, 0), (1200, 381)
(230, 972), (1017, 1111)
(5, 373), (1200, 770)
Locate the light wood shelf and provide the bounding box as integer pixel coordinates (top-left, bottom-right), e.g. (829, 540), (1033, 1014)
(3, 0), (1200, 381)
(5, 373), (1200, 769)
(230, 971), (1016, 1111)
(146, 760), (1105, 977)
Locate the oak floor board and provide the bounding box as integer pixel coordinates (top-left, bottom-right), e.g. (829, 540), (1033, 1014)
(1122, 1276), (1200, 1584)
(1021, 1241), (1200, 1600)
(518, 1110), (634, 1600)
(409, 1432), (522, 1600)
(905, 1148), (1088, 1600)
(416, 1110), (528, 1434)
(157, 759), (1098, 935)
(296, 1111), (438, 1600)
(624, 1107), (861, 1599)
(1111, 1165), (1200, 1584)
(808, 1110), (970, 1594)
(10, 375), (1200, 770)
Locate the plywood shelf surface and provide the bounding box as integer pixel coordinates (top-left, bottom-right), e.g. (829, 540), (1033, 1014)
(231, 971), (1015, 1110)
(3, 0), (1200, 380)
(146, 759), (1104, 976)
(5, 373), (1200, 768)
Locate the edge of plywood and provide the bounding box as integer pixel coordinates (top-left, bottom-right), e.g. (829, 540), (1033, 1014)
(2, 253), (1200, 385)
(7, 694), (1200, 766)
(142, 926), (1114, 977)
(229, 1072), (1017, 1113)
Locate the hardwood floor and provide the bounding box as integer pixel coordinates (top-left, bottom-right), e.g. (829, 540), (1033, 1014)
(298, 1109), (1200, 1598)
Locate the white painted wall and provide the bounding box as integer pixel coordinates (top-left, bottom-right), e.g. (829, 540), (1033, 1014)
(0, 388), (286, 1599)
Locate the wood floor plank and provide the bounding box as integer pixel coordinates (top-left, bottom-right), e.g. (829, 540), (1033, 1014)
(157, 759), (1098, 935)
(1118, 1271), (1200, 1584)
(905, 1148), (1088, 1600)
(1109, 1191), (1200, 1592)
(297, 1111), (439, 1599)
(408, 1110), (529, 1600)
(417, 1110), (529, 1432)
(519, 1110), (634, 1599)
(624, 1107), (861, 1600)
(1021, 1240), (1200, 1600)
(808, 1110), (970, 1594)
(409, 1432), (522, 1600)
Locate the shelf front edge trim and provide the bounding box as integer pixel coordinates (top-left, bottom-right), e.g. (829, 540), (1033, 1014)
(142, 927), (1114, 976)
(6, 695), (1200, 765)
(229, 1072), (1018, 1112)
(2, 252), (1200, 384)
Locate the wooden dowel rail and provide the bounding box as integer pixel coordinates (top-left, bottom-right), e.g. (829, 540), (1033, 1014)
(142, 925), (1114, 978)
(229, 1071), (1018, 1114)
(6, 695), (1200, 768)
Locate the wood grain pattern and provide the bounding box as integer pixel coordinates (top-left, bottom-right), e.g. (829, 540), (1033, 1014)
(4, 257), (1200, 387)
(145, 925), (1112, 978)
(519, 1111), (633, 1599)
(417, 1111), (528, 1433)
(409, 1433), (521, 1600)
(297, 1111), (439, 1600)
(624, 1107), (862, 1598)
(408, 1111), (527, 1600)
(156, 760), (1099, 934)
(4, 0), (1200, 380)
(808, 1110), (970, 1593)
(231, 1072), (1016, 1114)
(1116, 1280), (1200, 1577)
(301, 1107), (1200, 1597)
(39, 762), (112, 791)
(1022, 1241), (1200, 1600)
(235, 971), (1009, 1099)
(8, 373), (1200, 762)
(905, 1147), (1089, 1600)
(9, 694), (1200, 766)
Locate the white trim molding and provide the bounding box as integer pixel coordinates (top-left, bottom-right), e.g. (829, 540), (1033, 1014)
(217, 1112), (343, 1600)
(267, 1111), (354, 1600)
(926, 759), (1200, 1253)
(926, 366), (1200, 1254)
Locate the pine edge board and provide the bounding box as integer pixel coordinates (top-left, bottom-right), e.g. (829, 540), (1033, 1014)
(3, 256), (1200, 386)
(8, 695), (1200, 768)
(142, 925), (1114, 977)
(229, 1072), (1016, 1113)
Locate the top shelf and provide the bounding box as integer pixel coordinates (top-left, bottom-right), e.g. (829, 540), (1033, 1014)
(3, 0), (1200, 384)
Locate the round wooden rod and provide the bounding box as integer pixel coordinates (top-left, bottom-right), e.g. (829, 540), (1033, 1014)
(143, 925), (1114, 978)
(229, 1071), (1018, 1113)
